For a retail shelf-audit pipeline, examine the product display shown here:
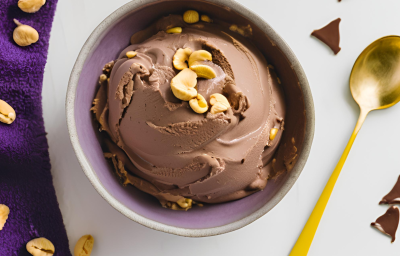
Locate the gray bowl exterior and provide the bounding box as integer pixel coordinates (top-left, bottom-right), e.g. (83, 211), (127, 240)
(66, 0), (315, 237)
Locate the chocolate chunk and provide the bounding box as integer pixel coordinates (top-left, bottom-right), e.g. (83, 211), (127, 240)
(311, 18), (341, 54)
(371, 206), (400, 242)
(380, 175), (400, 205)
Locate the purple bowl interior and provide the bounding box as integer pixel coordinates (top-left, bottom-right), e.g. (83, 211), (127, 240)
(74, 0), (306, 229)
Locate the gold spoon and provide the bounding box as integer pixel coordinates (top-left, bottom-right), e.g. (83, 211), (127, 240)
(290, 36), (400, 255)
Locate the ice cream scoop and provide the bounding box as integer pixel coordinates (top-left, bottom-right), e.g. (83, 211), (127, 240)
(92, 14), (286, 210)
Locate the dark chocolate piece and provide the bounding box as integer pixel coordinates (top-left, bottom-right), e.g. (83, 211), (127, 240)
(371, 206), (400, 242)
(380, 175), (400, 204)
(311, 18), (341, 54)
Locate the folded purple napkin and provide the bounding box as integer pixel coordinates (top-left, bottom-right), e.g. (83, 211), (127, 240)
(0, 0), (71, 255)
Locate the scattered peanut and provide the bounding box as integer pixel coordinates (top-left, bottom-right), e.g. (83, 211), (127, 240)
(13, 19), (39, 46)
(210, 93), (230, 114)
(170, 68), (198, 101)
(18, 0), (46, 13)
(183, 10), (199, 24)
(166, 27), (182, 34)
(188, 50), (212, 67)
(269, 128), (279, 141)
(173, 48), (192, 70)
(0, 204), (10, 230)
(0, 100), (16, 125)
(190, 63), (216, 79)
(200, 15), (213, 23)
(189, 94), (208, 114)
(74, 235), (94, 256)
(126, 51), (137, 58)
(26, 238), (55, 256)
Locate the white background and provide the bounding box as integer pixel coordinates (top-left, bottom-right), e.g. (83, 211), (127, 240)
(42, 0), (400, 255)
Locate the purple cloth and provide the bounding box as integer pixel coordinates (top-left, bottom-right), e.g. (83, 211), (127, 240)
(0, 0), (71, 255)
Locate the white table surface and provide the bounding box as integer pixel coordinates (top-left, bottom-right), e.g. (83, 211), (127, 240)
(42, 0), (400, 255)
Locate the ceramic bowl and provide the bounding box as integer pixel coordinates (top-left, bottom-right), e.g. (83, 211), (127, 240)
(66, 0), (314, 237)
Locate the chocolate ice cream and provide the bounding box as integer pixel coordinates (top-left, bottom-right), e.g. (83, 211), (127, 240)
(92, 12), (286, 210)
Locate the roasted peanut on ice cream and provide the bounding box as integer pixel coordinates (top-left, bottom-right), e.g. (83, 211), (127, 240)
(183, 10), (199, 24)
(210, 93), (231, 114)
(170, 68), (198, 101)
(189, 94), (208, 114)
(173, 48), (192, 70)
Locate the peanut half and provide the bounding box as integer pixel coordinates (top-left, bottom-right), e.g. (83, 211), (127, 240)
(99, 74), (107, 83)
(26, 237), (55, 256)
(13, 19), (39, 46)
(170, 68), (198, 101)
(173, 48), (192, 70)
(74, 235), (94, 256)
(190, 63), (216, 79)
(188, 50), (212, 67)
(229, 24), (238, 32)
(0, 204), (10, 230)
(189, 94), (208, 114)
(166, 27), (182, 34)
(210, 93), (230, 114)
(183, 10), (199, 24)
(18, 0), (46, 13)
(201, 15), (213, 23)
(0, 99), (16, 124)
(269, 128), (279, 141)
(188, 50), (216, 79)
(126, 51), (137, 59)
(176, 198), (193, 209)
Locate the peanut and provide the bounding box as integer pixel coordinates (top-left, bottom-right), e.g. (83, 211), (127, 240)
(200, 15), (213, 23)
(74, 235), (94, 256)
(210, 93), (230, 114)
(170, 68), (198, 101)
(269, 128), (279, 141)
(183, 10), (199, 24)
(189, 94), (208, 114)
(13, 19), (39, 46)
(188, 50), (212, 67)
(18, 0), (46, 13)
(190, 63), (216, 79)
(26, 237), (55, 256)
(166, 27), (182, 34)
(126, 51), (137, 58)
(0, 100), (16, 125)
(0, 204), (10, 230)
(173, 48), (192, 70)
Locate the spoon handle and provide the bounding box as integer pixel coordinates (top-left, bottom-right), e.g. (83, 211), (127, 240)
(289, 108), (369, 256)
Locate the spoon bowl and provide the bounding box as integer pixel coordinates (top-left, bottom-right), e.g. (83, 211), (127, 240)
(350, 36), (400, 110)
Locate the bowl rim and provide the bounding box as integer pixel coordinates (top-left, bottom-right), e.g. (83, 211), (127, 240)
(66, 0), (315, 237)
